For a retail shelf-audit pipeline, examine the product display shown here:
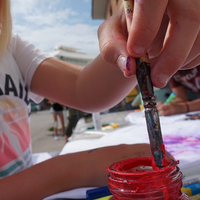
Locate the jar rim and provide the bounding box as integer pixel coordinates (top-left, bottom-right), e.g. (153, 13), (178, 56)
(107, 157), (179, 177)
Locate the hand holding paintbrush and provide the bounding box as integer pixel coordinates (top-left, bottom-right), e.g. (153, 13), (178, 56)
(123, 0), (166, 168)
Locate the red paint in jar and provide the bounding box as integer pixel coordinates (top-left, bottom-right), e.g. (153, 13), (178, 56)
(107, 157), (190, 199)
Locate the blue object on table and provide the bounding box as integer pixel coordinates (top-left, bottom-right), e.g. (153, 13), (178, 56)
(184, 182), (200, 196)
(86, 186), (112, 200)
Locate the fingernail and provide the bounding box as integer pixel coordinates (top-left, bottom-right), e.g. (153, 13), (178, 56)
(132, 45), (144, 55)
(126, 56), (131, 71)
(156, 73), (169, 85)
(117, 55), (126, 72)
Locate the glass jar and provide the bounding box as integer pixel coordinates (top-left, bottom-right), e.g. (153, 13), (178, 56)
(107, 157), (190, 200)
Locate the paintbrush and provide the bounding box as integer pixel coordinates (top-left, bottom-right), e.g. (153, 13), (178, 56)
(123, 0), (165, 168)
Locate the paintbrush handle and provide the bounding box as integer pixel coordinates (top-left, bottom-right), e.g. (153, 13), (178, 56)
(123, 0), (151, 78)
(123, 0), (165, 168)
(136, 56), (154, 104)
(123, 0), (133, 32)
(136, 57), (165, 168)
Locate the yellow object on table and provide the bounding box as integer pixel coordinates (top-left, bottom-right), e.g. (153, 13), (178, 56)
(101, 124), (119, 131)
(95, 195), (112, 200)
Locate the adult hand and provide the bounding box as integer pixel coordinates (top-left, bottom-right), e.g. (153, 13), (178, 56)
(98, 1), (200, 88)
(157, 101), (187, 116)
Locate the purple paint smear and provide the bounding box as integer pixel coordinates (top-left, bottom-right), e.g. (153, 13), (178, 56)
(126, 56), (131, 71)
(163, 135), (200, 156)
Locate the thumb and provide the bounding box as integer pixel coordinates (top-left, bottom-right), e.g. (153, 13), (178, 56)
(98, 5), (136, 77)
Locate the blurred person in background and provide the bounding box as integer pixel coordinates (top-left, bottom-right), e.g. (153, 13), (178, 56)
(49, 101), (65, 140)
(157, 65), (200, 116)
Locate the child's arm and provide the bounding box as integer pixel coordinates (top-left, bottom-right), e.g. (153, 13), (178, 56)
(31, 55), (137, 112)
(0, 144), (152, 200)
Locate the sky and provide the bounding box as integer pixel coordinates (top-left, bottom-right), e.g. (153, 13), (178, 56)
(10, 0), (104, 55)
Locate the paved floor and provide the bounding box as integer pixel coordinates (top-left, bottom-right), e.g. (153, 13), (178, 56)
(30, 110), (66, 154)
(30, 107), (130, 155)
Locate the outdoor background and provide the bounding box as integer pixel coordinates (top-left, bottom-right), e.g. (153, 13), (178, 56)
(11, 0), (103, 55)
(9, 0), (104, 154)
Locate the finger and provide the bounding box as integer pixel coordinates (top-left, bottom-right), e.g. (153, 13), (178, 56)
(157, 105), (165, 113)
(148, 14), (169, 59)
(151, 0), (200, 88)
(158, 104), (174, 116)
(182, 55), (200, 70)
(159, 109), (172, 116)
(98, 5), (136, 77)
(182, 32), (200, 66)
(157, 101), (164, 108)
(127, 0), (168, 57)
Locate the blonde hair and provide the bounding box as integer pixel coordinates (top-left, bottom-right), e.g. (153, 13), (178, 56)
(0, 0), (12, 56)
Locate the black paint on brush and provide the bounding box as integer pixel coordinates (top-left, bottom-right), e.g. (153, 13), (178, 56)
(136, 56), (165, 168)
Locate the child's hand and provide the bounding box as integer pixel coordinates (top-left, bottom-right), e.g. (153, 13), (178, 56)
(98, 1), (200, 88)
(157, 101), (187, 116)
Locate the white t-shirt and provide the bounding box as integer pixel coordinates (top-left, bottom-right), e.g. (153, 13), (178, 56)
(0, 34), (50, 178)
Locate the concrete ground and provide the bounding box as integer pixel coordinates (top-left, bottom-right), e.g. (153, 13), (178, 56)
(30, 110), (66, 154)
(30, 105), (129, 155)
